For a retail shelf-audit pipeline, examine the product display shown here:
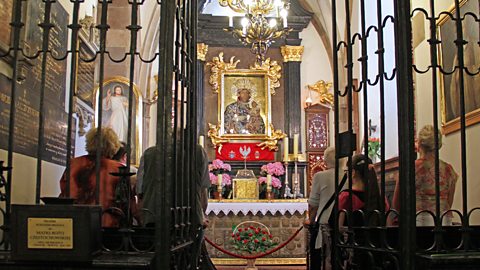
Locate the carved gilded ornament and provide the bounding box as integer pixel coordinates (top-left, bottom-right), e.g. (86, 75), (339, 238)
(197, 43), (209, 62)
(206, 53), (284, 150)
(280, 45), (304, 62)
(307, 80), (334, 106)
(206, 52), (240, 94)
(256, 127), (286, 151)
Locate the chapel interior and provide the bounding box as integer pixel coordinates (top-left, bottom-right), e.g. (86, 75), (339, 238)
(0, 0), (479, 269)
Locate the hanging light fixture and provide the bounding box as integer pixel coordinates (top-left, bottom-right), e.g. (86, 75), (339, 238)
(220, 0), (292, 63)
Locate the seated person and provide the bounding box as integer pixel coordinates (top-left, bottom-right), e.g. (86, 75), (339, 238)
(59, 127), (122, 227)
(392, 125), (458, 226)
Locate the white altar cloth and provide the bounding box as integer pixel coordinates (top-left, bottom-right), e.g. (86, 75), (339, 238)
(206, 200), (308, 216)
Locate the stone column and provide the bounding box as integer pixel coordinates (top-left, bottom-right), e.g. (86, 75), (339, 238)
(196, 43), (208, 137)
(281, 45), (304, 154)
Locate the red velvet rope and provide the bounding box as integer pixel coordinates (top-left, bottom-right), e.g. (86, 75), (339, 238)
(204, 226), (304, 260)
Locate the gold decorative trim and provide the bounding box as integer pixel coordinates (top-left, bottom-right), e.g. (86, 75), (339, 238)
(206, 52), (284, 150)
(280, 45), (304, 62)
(208, 123), (285, 151)
(212, 258), (306, 265)
(206, 52), (240, 93)
(197, 43), (208, 62)
(307, 80), (333, 106)
(256, 127), (286, 151)
(249, 58), (282, 96)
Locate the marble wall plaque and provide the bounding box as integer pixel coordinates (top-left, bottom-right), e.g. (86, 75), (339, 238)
(21, 1), (69, 106)
(0, 74), (75, 166)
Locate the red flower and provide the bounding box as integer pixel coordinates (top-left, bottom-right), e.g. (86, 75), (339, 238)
(262, 237), (266, 241)
(254, 239), (259, 243)
(255, 230), (260, 234)
(250, 226), (254, 229)
(269, 234), (273, 239)
(238, 228), (242, 232)
(243, 239), (249, 244)
(262, 231), (267, 234)
(237, 237), (241, 241)
(231, 233), (235, 237)
(236, 232), (240, 236)
(248, 233), (253, 237)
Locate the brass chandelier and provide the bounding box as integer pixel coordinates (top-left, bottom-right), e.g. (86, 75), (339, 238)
(220, 0), (292, 62)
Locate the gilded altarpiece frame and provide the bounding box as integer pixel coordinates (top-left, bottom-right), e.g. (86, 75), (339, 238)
(207, 53), (285, 151)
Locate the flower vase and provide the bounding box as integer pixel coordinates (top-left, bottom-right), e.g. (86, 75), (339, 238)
(245, 258), (257, 270)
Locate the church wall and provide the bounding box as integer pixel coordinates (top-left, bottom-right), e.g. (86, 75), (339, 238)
(299, 23), (334, 150)
(412, 0), (480, 224)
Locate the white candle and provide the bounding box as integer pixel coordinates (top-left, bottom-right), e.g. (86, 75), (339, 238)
(217, 174), (223, 187)
(199, 135), (204, 148)
(228, 15), (233, 27)
(283, 136), (289, 162)
(267, 174), (272, 191)
(293, 134), (299, 158)
(283, 17), (288, 28)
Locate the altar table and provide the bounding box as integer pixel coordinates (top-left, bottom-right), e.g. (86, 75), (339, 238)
(205, 200), (308, 265)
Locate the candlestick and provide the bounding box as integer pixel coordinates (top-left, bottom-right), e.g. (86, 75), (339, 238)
(283, 136), (289, 162)
(217, 174), (222, 187)
(199, 135), (204, 148)
(283, 161), (289, 199)
(266, 174), (272, 192)
(293, 134), (299, 159)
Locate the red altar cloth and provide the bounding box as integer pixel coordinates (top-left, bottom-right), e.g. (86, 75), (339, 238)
(215, 143), (275, 161)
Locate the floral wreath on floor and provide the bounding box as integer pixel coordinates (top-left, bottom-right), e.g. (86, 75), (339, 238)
(208, 159), (232, 198)
(258, 162), (284, 198)
(231, 221), (277, 254)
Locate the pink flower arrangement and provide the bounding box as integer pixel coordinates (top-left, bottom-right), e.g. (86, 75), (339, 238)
(258, 176), (282, 189)
(260, 162), (285, 177)
(210, 159), (231, 171)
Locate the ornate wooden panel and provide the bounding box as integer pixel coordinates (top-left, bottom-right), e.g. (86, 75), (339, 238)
(305, 104), (330, 194)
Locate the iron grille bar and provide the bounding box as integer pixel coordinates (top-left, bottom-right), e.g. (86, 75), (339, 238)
(393, 0), (416, 269)
(125, 0), (141, 226)
(64, 0), (83, 198)
(427, 0), (444, 251)
(34, 0), (54, 203)
(331, 0), (340, 268)
(95, 0), (111, 205)
(376, 0), (387, 217)
(453, 0), (471, 251)
(359, 0), (369, 161)
(156, 0), (175, 267)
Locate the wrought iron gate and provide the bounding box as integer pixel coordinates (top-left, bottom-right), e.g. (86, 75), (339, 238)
(0, 0), (198, 269)
(331, 0), (479, 269)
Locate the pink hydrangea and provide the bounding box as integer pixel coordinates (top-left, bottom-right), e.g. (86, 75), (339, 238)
(258, 176), (267, 184)
(211, 159), (224, 170)
(221, 174), (232, 186)
(271, 176), (282, 189)
(209, 172), (217, 185)
(261, 162), (285, 176)
(258, 176), (282, 189)
(221, 163), (232, 171)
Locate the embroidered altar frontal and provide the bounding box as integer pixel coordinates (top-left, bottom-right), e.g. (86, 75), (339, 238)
(205, 200), (308, 265)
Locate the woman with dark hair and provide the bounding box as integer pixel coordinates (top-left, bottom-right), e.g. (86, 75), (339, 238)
(338, 154), (385, 227)
(335, 154), (388, 269)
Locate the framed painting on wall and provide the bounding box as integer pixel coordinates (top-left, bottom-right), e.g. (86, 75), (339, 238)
(206, 53), (285, 151)
(93, 77), (143, 165)
(438, 0), (480, 134)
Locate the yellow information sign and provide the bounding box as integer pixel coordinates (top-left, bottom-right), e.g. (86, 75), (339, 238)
(27, 218), (73, 249)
